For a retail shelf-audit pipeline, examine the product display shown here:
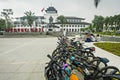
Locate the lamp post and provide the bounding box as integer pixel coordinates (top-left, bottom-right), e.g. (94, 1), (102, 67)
(1, 9), (13, 28)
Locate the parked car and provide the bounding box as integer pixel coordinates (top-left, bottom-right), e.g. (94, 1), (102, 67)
(0, 28), (5, 35)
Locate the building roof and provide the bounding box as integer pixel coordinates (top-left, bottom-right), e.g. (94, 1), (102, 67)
(13, 16), (45, 20)
(45, 6), (57, 13)
(35, 16), (45, 19)
(65, 16), (85, 20)
(54, 22), (91, 25)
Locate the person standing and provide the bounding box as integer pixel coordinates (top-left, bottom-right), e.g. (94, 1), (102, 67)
(91, 34), (96, 42)
(96, 34), (101, 42)
(63, 28), (67, 36)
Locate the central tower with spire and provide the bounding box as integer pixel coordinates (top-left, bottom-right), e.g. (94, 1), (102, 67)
(44, 6), (58, 23)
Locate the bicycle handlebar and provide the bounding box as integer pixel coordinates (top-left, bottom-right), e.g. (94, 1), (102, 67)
(47, 54), (71, 77)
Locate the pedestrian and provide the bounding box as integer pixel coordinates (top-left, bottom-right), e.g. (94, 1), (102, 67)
(96, 34), (101, 42)
(83, 33), (92, 42)
(91, 34), (96, 42)
(63, 28), (67, 36)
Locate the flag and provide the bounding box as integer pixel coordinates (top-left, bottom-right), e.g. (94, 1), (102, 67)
(41, 8), (45, 12)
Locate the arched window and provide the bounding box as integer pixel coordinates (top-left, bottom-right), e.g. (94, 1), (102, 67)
(72, 29), (74, 32)
(75, 29), (77, 32)
(67, 29), (68, 32)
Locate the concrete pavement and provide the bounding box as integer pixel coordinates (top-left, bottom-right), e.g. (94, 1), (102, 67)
(0, 37), (120, 80)
(0, 38), (57, 80)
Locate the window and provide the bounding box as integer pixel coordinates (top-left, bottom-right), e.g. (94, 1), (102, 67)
(67, 29), (68, 32)
(73, 20), (75, 22)
(15, 25), (17, 27)
(83, 25), (85, 27)
(75, 20), (77, 22)
(21, 25), (23, 27)
(69, 25), (71, 27)
(18, 24), (20, 27)
(66, 25), (68, 27)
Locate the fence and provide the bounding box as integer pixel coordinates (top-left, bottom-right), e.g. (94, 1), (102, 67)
(101, 36), (120, 42)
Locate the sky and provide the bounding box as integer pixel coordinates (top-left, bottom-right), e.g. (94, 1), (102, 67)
(0, 0), (120, 23)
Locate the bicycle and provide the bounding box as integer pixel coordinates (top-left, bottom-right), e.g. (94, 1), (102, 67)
(44, 54), (80, 80)
(93, 66), (120, 80)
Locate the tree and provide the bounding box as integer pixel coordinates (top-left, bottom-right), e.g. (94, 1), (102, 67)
(114, 15), (118, 30)
(87, 24), (95, 33)
(92, 15), (104, 32)
(113, 15), (120, 32)
(24, 11), (36, 27)
(1, 9), (13, 28)
(109, 16), (114, 31)
(116, 14), (120, 30)
(103, 16), (109, 31)
(80, 28), (85, 32)
(0, 19), (5, 30)
(57, 15), (67, 30)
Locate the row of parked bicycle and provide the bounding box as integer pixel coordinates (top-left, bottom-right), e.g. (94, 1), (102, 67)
(44, 36), (120, 80)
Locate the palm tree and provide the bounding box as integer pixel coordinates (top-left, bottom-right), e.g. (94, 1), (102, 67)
(114, 15), (118, 30)
(104, 16), (109, 32)
(1, 9), (13, 28)
(108, 16), (114, 31)
(24, 11), (36, 27)
(113, 15), (120, 30)
(94, 0), (101, 8)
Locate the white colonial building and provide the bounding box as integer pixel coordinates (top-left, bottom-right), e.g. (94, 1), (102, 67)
(7, 6), (90, 32)
(55, 16), (90, 32)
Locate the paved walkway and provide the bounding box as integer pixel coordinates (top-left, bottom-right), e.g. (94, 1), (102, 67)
(0, 38), (57, 80)
(84, 42), (120, 69)
(69, 36), (120, 69)
(0, 37), (119, 80)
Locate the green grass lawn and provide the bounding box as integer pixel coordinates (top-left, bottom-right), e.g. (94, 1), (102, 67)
(94, 42), (120, 57)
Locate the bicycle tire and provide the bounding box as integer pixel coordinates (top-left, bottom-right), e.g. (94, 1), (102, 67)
(93, 66), (120, 80)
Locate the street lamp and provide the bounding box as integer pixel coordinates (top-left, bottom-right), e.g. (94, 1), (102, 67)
(1, 9), (13, 28)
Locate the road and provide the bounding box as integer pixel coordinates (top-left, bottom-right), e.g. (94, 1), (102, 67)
(0, 38), (57, 80)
